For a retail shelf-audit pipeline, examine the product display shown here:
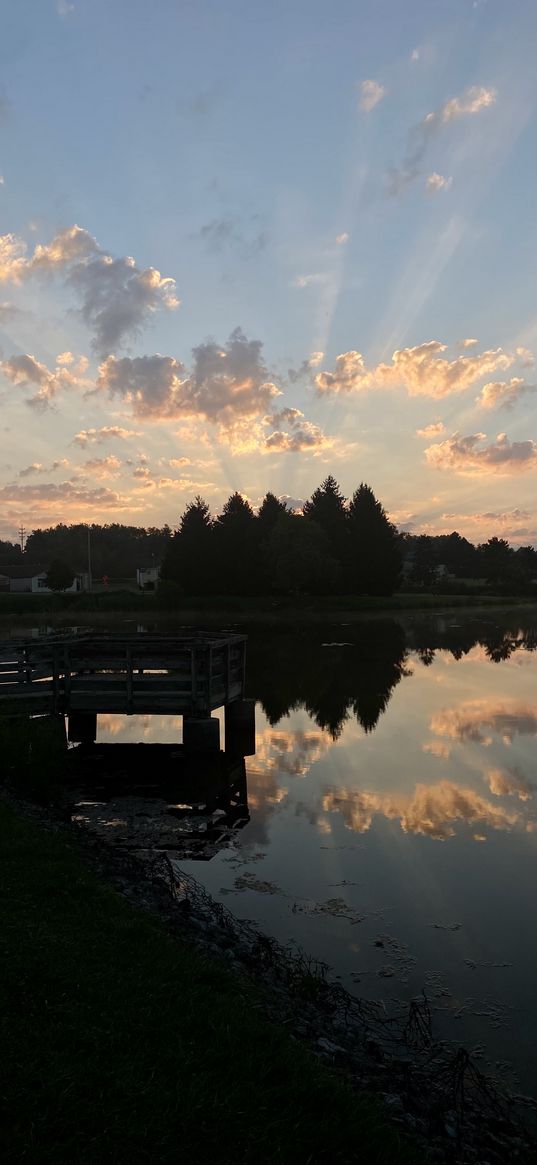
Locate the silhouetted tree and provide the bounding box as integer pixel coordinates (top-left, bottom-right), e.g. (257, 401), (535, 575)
(161, 496), (213, 594)
(303, 476), (346, 589)
(347, 484), (401, 595)
(410, 535), (436, 589)
(435, 531), (478, 578)
(478, 537), (514, 590)
(216, 493), (257, 593)
(267, 514), (338, 595)
(45, 558), (75, 592)
(25, 523), (171, 578)
(0, 540), (22, 564)
(257, 492), (288, 531)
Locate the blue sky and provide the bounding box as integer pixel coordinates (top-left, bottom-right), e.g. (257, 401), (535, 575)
(1, 0), (537, 544)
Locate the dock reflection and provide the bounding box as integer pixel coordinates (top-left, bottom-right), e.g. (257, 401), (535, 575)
(68, 740), (250, 859)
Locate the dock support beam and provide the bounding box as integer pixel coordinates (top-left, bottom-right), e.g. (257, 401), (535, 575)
(183, 715), (220, 752)
(225, 699), (256, 757)
(68, 711), (97, 744)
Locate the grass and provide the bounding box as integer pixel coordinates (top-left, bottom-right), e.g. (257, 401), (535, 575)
(0, 716), (67, 804)
(0, 801), (420, 1164)
(0, 588), (535, 623)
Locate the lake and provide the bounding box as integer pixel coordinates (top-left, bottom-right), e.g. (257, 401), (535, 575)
(21, 611), (537, 1096)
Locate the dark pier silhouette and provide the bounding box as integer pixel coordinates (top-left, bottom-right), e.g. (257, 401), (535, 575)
(0, 631), (255, 753)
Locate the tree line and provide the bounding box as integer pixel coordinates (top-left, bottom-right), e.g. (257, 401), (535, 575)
(1, 475), (536, 596)
(161, 479), (401, 596)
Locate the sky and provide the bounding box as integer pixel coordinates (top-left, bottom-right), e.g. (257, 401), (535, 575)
(1, 0), (537, 546)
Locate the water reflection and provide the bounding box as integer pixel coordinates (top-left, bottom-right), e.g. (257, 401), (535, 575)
(7, 613), (537, 1091)
(320, 779), (527, 840)
(247, 617), (537, 739)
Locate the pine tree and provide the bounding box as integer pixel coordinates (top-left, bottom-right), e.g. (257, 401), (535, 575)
(216, 493), (256, 594)
(347, 483), (401, 595)
(302, 476), (347, 590)
(161, 496), (213, 594)
(257, 492), (288, 531)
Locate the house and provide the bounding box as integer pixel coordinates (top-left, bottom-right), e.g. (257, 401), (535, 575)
(0, 564), (88, 594)
(136, 564), (161, 589)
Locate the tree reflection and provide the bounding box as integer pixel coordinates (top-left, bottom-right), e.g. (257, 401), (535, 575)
(247, 616), (537, 738)
(248, 620), (407, 737)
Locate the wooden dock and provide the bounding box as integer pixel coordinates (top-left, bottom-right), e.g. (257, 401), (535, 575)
(0, 632), (247, 718)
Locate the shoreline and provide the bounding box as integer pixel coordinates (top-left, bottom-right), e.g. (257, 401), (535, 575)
(1, 593), (536, 630)
(2, 786), (536, 1164)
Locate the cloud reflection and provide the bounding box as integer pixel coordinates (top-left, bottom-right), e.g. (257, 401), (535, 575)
(430, 699), (537, 745)
(322, 779), (529, 840)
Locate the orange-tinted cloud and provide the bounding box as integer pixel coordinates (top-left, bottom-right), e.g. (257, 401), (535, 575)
(315, 341), (519, 399)
(322, 778), (524, 840)
(430, 699), (537, 745)
(476, 377), (537, 410)
(425, 431), (537, 474)
(72, 426), (141, 447)
(1, 352), (89, 410)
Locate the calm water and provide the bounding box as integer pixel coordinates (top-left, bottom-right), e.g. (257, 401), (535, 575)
(86, 614), (537, 1092)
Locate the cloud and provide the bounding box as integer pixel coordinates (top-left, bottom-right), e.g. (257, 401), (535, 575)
(278, 494), (305, 513)
(72, 426), (141, 447)
(425, 431), (537, 475)
(515, 346), (535, 367)
(19, 459), (70, 477)
(97, 328), (281, 425)
(458, 337), (479, 349)
(263, 408), (332, 454)
(359, 80), (385, 112)
(0, 480), (132, 513)
(198, 218), (268, 258)
(288, 351), (325, 383)
(426, 172), (452, 194)
(57, 0), (75, 13)
(315, 340), (517, 399)
(82, 455), (123, 479)
(416, 422), (446, 438)
(335, 232), (349, 245)
(322, 778), (523, 840)
(485, 767), (534, 801)
(0, 225), (179, 353)
(431, 700), (537, 745)
(0, 352), (89, 410)
(476, 377), (537, 410)
(388, 84), (497, 195)
(398, 507), (537, 544)
(431, 86), (497, 125)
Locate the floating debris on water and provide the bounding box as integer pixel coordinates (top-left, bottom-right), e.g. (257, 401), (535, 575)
(329, 880), (361, 888)
(233, 872), (284, 895)
(292, 896), (364, 924)
(464, 958), (512, 970)
(430, 922), (462, 932)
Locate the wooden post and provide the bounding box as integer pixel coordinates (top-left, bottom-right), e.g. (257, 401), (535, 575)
(126, 646), (133, 714)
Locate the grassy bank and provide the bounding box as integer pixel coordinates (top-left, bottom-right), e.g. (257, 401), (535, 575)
(0, 800), (419, 1164)
(1, 588), (536, 623)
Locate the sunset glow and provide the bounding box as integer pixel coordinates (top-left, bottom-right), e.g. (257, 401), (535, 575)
(1, 1), (537, 544)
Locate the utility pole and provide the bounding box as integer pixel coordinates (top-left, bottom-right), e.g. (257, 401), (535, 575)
(87, 525), (92, 592)
(19, 524), (26, 553)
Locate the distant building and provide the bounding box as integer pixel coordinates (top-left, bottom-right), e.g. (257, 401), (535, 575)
(136, 564), (161, 589)
(0, 564), (88, 594)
